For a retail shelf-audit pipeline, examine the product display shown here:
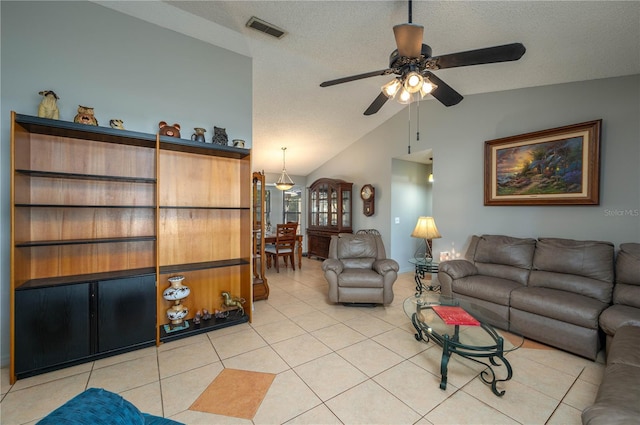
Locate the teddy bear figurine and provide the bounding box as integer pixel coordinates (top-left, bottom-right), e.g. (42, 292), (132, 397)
(37, 90), (60, 120)
(158, 121), (181, 138)
(74, 105), (98, 126)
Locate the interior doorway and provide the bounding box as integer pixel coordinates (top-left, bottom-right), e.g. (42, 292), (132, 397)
(390, 148), (434, 272)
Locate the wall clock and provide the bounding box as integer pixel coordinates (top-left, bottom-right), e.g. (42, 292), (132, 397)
(360, 184), (375, 216)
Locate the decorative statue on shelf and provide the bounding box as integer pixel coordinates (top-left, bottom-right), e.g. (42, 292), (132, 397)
(158, 121), (181, 138)
(109, 119), (125, 130)
(37, 90), (60, 120)
(163, 276), (190, 329)
(191, 127), (206, 142)
(74, 105), (98, 126)
(221, 291), (246, 316)
(212, 126), (228, 145)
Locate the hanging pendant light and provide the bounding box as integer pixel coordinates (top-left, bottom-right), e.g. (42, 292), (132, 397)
(275, 147), (295, 191)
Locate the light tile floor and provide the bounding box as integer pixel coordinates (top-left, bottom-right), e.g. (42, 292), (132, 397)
(1, 258), (605, 425)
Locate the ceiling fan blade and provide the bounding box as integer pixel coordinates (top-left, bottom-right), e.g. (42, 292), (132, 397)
(431, 43), (526, 69)
(393, 23), (424, 57)
(363, 92), (389, 116)
(424, 72), (463, 107)
(320, 69), (394, 87)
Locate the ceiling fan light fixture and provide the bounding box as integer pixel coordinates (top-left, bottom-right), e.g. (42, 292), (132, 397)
(397, 87), (413, 104)
(381, 78), (402, 98)
(275, 147), (295, 191)
(404, 71), (424, 93)
(419, 78), (438, 98)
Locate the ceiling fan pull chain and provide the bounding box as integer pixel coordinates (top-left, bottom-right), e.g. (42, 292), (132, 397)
(416, 99), (420, 141)
(407, 101), (411, 154)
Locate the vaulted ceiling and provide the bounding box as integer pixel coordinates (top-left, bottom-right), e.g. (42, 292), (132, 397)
(97, 1), (640, 175)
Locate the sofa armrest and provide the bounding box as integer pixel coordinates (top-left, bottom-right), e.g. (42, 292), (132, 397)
(373, 259), (399, 274)
(439, 259), (478, 279)
(322, 258), (344, 274)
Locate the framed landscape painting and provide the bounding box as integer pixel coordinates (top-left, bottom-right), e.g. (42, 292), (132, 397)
(484, 120), (601, 206)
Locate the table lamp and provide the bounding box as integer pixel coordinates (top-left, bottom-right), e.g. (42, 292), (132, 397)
(411, 216), (442, 261)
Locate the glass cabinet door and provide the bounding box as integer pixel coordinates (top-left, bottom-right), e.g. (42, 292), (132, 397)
(318, 183), (328, 226)
(342, 189), (351, 228)
(330, 187), (338, 226)
(310, 189), (318, 226)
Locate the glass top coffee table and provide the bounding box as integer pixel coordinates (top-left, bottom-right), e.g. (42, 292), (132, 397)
(403, 293), (524, 396)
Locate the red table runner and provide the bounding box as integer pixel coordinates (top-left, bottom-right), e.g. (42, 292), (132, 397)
(432, 305), (480, 326)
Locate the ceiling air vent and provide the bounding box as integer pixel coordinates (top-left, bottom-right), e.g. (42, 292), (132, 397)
(246, 16), (286, 39)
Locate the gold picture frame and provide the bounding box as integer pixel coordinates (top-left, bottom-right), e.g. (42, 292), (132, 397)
(484, 120), (602, 206)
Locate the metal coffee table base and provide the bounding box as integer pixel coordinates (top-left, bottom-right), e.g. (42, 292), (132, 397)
(411, 313), (514, 397)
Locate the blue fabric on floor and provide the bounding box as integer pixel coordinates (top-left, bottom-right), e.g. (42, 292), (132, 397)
(36, 387), (183, 425)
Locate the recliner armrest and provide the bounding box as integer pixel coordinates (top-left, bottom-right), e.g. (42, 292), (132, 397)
(373, 259), (399, 274)
(439, 259), (478, 279)
(322, 258), (344, 274)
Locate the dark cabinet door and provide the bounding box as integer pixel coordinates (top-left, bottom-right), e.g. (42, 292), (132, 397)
(15, 284), (91, 375)
(97, 275), (156, 352)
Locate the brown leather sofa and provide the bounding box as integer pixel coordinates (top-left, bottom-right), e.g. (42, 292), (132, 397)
(598, 243), (640, 353)
(581, 324), (640, 425)
(322, 233), (399, 305)
(438, 235), (615, 360)
(581, 243), (640, 425)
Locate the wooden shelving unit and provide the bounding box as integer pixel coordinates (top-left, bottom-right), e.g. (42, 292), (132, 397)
(9, 112), (252, 383)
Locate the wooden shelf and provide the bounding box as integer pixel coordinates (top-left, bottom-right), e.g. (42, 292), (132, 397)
(16, 268), (157, 290)
(15, 113), (157, 148)
(159, 206), (250, 210)
(15, 169), (156, 183)
(15, 113), (251, 159)
(159, 310), (249, 343)
(15, 236), (156, 248)
(15, 204), (156, 209)
(159, 136), (249, 158)
(159, 259), (249, 274)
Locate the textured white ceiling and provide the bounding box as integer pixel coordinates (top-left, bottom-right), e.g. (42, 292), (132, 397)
(97, 1), (640, 175)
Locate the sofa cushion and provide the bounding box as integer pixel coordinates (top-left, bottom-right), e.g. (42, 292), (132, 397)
(606, 325), (640, 367)
(337, 234), (377, 259)
(533, 238), (614, 282)
(475, 235), (536, 270)
(615, 243), (640, 285)
(475, 263), (532, 286)
(612, 283), (640, 308)
(341, 257), (375, 269)
(451, 275), (521, 306)
(338, 269), (383, 288)
(528, 270), (613, 304)
(598, 305), (640, 336)
(510, 287), (606, 329)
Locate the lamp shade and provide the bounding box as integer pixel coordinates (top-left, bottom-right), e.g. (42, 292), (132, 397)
(411, 216), (442, 240)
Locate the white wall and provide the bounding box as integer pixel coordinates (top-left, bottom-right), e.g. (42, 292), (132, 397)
(307, 75), (640, 271)
(1, 1), (253, 366)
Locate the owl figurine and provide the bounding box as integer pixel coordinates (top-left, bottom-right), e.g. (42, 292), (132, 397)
(74, 105), (98, 126)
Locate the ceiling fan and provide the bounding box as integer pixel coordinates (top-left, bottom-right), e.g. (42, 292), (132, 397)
(320, 0), (526, 115)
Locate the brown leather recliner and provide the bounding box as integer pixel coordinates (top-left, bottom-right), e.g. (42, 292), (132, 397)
(322, 233), (399, 305)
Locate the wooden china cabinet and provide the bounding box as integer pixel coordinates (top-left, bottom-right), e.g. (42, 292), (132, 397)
(307, 178), (353, 259)
(252, 171), (269, 300)
(9, 112), (252, 383)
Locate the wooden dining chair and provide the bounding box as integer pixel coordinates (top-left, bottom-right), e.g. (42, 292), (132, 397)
(265, 223), (298, 272)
